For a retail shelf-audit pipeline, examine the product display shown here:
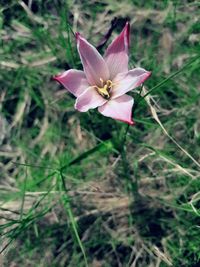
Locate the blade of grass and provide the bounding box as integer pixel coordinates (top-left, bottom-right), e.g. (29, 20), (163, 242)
(60, 170), (88, 267)
(19, 166), (27, 220)
(60, 140), (115, 172)
(140, 55), (200, 101)
(143, 87), (200, 169)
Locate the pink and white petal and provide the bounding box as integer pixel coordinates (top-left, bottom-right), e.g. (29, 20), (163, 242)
(53, 69), (89, 97)
(104, 22), (130, 80)
(76, 33), (109, 86)
(75, 87), (107, 112)
(98, 94), (134, 125)
(112, 68), (151, 99)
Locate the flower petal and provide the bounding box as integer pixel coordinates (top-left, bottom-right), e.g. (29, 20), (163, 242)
(53, 69), (89, 97)
(98, 94), (134, 125)
(76, 33), (109, 86)
(104, 22), (130, 80)
(111, 68), (151, 99)
(75, 87), (107, 112)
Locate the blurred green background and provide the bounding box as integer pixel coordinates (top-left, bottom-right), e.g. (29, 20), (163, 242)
(0, 0), (200, 266)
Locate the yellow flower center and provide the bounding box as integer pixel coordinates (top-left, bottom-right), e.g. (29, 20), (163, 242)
(94, 78), (113, 99)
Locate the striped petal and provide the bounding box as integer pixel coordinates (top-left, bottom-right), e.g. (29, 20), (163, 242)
(104, 22), (130, 80)
(76, 33), (109, 86)
(53, 70), (89, 97)
(75, 87), (107, 112)
(112, 68), (151, 99)
(98, 94), (134, 125)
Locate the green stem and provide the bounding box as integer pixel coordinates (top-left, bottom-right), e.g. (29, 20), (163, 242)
(120, 125), (140, 199)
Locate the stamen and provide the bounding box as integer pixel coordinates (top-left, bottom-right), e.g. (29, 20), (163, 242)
(106, 80), (112, 89)
(99, 78), (104, 87)
(94, 79), (113, 99)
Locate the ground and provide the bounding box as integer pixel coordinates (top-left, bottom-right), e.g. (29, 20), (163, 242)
(0, 0), (200, 266)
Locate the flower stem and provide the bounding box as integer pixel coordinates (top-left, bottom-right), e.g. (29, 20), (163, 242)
(120, 124), (140, 200)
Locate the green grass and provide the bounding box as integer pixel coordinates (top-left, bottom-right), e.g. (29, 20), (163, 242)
(0, 0), (200, 266)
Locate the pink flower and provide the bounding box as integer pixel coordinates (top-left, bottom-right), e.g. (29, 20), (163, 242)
(54, 22), (151, 125)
